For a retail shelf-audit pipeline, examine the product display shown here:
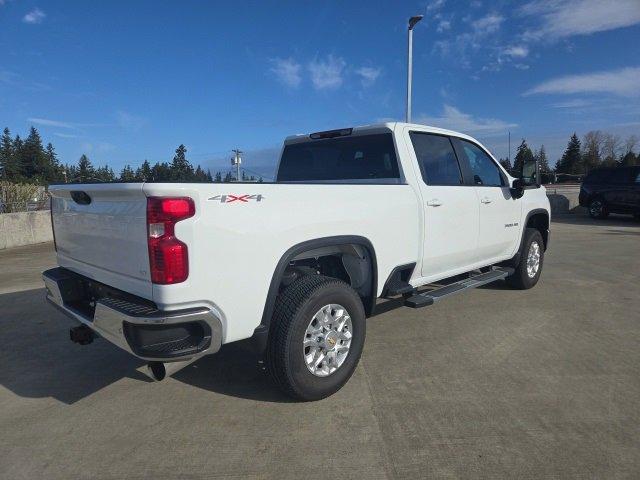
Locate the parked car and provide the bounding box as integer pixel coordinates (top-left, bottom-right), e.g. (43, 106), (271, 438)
(43, 122), (550, 400)
(579, 166), (640, 219)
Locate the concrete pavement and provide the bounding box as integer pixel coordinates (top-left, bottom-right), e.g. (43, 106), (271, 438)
(1, 215), (639, 479)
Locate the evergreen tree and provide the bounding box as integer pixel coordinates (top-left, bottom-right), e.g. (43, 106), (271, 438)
(170, 144), (194, 181)
(556, 133), (582, 174)
(535, 145), (550, 173)
(498, 157), (512, 171)
(214, 171), (222, 182)
(223, 171), (234, 182)
(120, 165), (136, 182)
(0, 128), (19, 180)
(76, 154), (95, 182)
(21, 126), (47, 181)
(136, 160), (152, 181)
(12, 135), (24, 179)
(95, 165), (115, 182)
(620, 151), (638, 166)
(193, 165), (205, 182)
(206, 169), (213, 182)
(44, 143), (63, 183)
(151, 162), (172, 182)
(513, 139), (534, 173)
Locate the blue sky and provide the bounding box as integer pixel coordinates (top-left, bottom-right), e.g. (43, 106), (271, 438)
(1, 0), (639, 177)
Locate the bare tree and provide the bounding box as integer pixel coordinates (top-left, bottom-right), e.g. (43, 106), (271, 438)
(624, 135), (638, 155)
(581, 130), (603, 172)
(601, 133), (621, 167)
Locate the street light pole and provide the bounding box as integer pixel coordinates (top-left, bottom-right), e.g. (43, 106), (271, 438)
(406, 15), (423, 123)
(231, 149), (243, 182)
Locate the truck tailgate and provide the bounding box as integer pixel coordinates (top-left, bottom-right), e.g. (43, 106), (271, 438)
(49, 183), (152, 299)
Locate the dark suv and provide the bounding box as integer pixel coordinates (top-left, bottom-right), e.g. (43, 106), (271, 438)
(579, 166), (640, 219)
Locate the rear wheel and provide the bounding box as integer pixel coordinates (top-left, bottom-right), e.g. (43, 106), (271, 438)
(266, 275), (366, 401)
(588, 197), (608, 219)
(506, 228), (544, 290)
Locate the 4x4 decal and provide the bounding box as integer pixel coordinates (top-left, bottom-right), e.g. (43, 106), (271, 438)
(208, 194), (265, 203)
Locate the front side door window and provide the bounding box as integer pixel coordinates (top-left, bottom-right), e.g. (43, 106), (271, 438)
(460, 141), (505, 187)
(459, 139), (521, 262)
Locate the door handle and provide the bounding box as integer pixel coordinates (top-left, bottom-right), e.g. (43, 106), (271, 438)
(426, 199), (442, 207)
(481, 197), (492, 204)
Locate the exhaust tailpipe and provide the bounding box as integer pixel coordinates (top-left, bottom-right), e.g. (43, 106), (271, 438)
(145, 358), (197, 381)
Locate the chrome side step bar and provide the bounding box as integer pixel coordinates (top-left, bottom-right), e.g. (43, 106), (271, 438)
(404, 267), (514, 308)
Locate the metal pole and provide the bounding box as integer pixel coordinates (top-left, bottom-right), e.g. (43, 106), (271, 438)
(232, 149), (242, 182)
(406, 15), (423, 123)
(407, 27), (413, 123)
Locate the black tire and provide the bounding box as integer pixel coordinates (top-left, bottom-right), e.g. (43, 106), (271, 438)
(266, 275), (366, 401)
(588, 197), (608, 219)
(506, 228), (545, 290)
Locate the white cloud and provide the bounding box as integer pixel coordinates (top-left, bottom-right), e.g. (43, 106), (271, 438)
(116, 110), (147, 131)
(416, 104), (517, 136)
(23, 8), (45, 24)
(426, 0), (446, 12)
(53, 132), (79, 139)
(437, 20), (451, 32)
(472, 13), (504, 34)
(308, 55), (346, 90)
(551, 99), (591, 109)
(28, 117), (74, 129)
(502, 45), (529, 58)
(269, 58), (301, 88)
(433, 13), (504, 67)
(524, 67), (640, 97)
(521, 0), (640, 40)
(355, 66), (381, 87)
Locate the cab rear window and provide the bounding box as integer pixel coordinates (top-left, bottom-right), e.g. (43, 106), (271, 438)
(277, 133), (401, 183)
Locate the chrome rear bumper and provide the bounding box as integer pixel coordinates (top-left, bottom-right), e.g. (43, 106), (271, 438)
(42, 267), (223, 362)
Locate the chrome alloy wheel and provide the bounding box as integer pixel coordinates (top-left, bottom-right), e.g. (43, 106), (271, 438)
(526, 241), (541, 278)
(590, 199), (603, 217)
(303, 304), (353, 377)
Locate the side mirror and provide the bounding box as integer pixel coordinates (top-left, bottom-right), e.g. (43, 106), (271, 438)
(521, 158), (540, 188)
(510, 178), (525, 199)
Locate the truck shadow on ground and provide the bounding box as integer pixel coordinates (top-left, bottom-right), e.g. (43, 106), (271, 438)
(174, 343), (292, 403)
(0, 288), (290, 404)
(0, 288), (151, 404)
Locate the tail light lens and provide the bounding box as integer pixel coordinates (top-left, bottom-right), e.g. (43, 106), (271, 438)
(147, 197), (195, 284)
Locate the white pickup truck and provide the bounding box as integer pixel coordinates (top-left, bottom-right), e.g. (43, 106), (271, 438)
(43, 122), (550, 400)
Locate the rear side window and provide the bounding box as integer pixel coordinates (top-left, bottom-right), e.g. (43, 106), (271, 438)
(409, 132), (462, 185)
(609, 168), (632, 184)
(585, 169), (611, 183)
(277, 133), (401, 183)
(460, 140), (504, 187)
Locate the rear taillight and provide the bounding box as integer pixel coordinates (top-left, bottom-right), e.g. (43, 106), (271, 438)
(147, 197), (195, 284)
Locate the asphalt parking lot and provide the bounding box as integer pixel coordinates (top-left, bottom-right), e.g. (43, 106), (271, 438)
(1, 214), (639, 479)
